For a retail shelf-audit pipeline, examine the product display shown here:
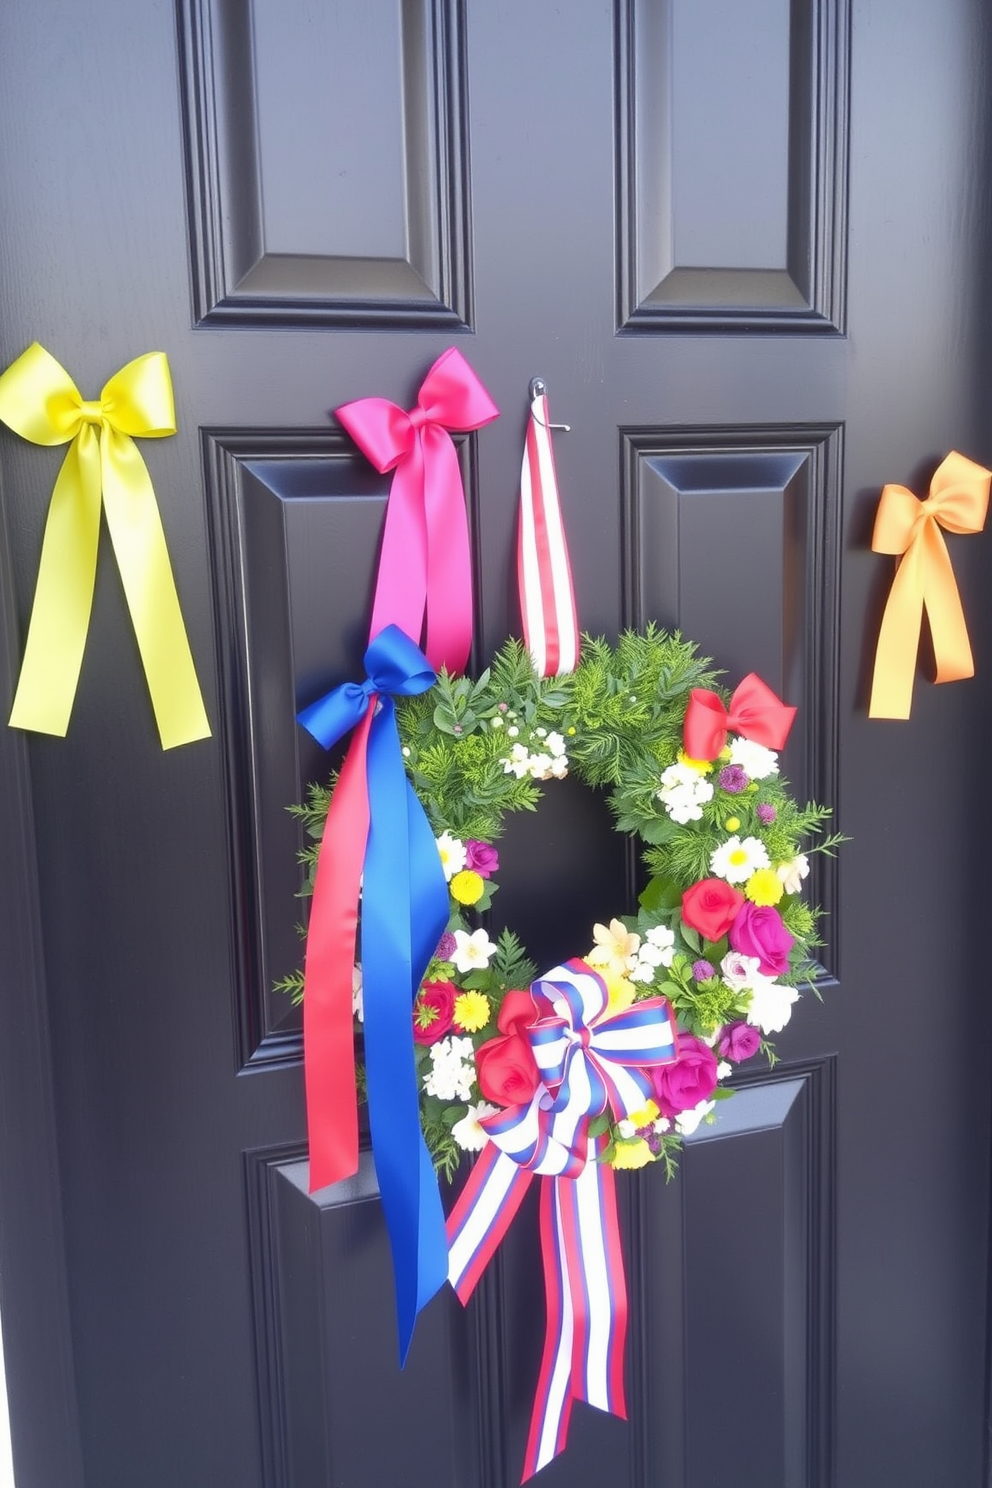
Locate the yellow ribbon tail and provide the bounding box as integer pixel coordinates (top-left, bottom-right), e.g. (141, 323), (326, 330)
(100, 428), (211, 750)
(8, 431), (103, 736)
(868, 523), (973, 719)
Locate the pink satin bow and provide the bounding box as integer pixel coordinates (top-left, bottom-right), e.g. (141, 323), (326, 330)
(683, 673), (796, 760)
(336, 347), (499, 674)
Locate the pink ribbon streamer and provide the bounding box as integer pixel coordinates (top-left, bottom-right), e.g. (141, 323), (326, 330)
(336, 348), (499, 675)
(517, 386), (579, 676)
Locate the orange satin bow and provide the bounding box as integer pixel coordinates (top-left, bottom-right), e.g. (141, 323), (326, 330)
(869, 451), (990, 719)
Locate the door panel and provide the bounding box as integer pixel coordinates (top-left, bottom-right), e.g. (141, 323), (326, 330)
(0, 3), (989, 1487)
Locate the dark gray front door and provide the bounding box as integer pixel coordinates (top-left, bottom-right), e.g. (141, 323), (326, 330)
(0, 3), (989, 1486)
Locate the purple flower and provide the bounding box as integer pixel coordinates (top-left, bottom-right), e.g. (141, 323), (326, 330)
(436, 931), (457, 961)
(465, 839), (499, 879)
(718, 765), (749, 794)
(691, 959), (715, 982)
(717, 1021), (762, 1062)
(757, 802), (776, 824)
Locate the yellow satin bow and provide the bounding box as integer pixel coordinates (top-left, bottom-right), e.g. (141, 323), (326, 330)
(0, 343), (210, 749)
(869, 450), (990, 719)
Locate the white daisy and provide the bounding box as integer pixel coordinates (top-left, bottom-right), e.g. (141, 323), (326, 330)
(436, 831), (467, 881)
(710, 834), (770, 884)
(728, 737), (780, 780)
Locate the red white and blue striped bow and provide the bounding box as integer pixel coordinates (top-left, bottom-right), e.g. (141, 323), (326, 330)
(447, 959), (678, 1480)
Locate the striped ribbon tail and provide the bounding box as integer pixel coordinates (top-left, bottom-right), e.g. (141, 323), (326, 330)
(525, 1144), (628, 1481)
(447, 1142), (534, 1304)
(517, 389), (579, 677)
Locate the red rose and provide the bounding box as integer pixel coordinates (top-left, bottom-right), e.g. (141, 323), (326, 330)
(650, 1033), (719, 1117)
(496, 988), (543, 1037)
(475, 1032), (540, 1106)
(413, 980), (455, 1045)
(681, 879), (746, 941)
(729, 903), (794, 977)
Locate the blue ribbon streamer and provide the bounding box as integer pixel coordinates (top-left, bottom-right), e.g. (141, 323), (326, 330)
(298, 625), (450, 1361)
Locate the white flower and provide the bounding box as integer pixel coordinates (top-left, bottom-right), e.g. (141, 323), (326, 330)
(502, 742), (531, 779)
(632, 925), (676, 981)
(490, 715), (504, 729)
(710, 834), (770, 884)
(728, 737), (779, 780)
(720, 950), (763, 991)
(653, 1116), (672, 1134)
(745, 981), (799, 1034)
(547, 732), (566, 757)
(436, 831), (467, 881)
(628, 962), (656, 984)
(423, 1036), (477, 1101)
(528, 752), (554, 780)
(617, 1118), (637, 1139)
(451, 1100), (499, 1151)
(675, 1099), (716, 1136)
(777, 853), (810, 895)
(550, 755), (569, 779)
(717, 1060), (732, 1080)
(507, 725), (520, 737)
(352, 965), (364, 1023)
(451, 928), (498, 973)
(657, 762), (714, 824)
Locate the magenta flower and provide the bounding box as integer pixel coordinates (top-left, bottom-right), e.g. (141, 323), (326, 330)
(436, 931), (457, 961)
(691, 959), (715, 982)
(717, 1021), (762, 1062)
(756, 802), (776, 824)
(465, 839), (499, 879)
(718, 765), (749, 794)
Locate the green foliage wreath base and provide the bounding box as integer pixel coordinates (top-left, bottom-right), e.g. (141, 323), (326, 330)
(281, 627), (841, 1181)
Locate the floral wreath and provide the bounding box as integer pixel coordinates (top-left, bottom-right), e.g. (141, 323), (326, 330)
(286, 625), (839, 1181)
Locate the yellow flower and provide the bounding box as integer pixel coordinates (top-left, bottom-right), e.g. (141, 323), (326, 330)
(453, 991), (491, 1033)
(626, 1099), (660, 1128)
(588, 918), (640, 977)
(611, 1139), (654, 1169)
(450, 869), (484, 906)
(677, 751), (713, 775)
(745, 867), (785, 906)
(724, 816), (741, 832)
(602, 973), (636, 1015)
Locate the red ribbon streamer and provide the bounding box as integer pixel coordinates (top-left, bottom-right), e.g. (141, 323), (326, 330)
(303, 707), (373, 1191)
(683, 673), (796, 761)
(336, 348), (499, 675)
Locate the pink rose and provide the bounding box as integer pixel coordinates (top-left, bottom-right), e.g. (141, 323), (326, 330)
(717, 1021), (762, 1062)
(682, 878), (746, 941)
(465, 839), (499, 878)
(729, 903), (794, 977)
(650, 1033), (719, 1117)
(413, 981), (455, 1045)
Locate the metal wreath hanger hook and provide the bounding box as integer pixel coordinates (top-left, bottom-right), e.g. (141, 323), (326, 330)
(529, 376), (571, 431)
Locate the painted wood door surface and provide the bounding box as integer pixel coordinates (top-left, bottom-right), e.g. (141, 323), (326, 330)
(0, 3), (990, 1486)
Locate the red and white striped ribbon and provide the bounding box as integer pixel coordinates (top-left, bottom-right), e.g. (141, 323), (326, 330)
(517, 386), (579, 676)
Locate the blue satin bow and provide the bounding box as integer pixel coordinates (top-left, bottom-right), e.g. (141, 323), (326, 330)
(298, 624), (450, 1361)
